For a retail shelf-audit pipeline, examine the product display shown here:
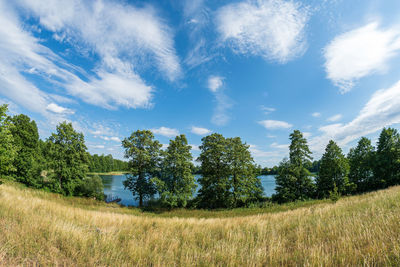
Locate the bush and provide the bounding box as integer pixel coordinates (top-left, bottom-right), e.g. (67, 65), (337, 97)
(329, 184), (340, 202)
(75, 175), (104, 200)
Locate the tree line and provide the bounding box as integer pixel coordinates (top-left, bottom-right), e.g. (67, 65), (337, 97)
(88, 154), (129, 173)
(0, 104), (123, 199)
(273, 129), (400, 203)
(2, 104), (400, 210)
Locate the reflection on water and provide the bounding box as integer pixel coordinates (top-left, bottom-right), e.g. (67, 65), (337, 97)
(101, 174), (276, 207)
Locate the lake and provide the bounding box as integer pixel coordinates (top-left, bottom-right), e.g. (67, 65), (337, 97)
(101, 174), (276, 206)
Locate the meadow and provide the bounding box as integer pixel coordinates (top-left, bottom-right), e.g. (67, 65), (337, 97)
(1, 180), (400, 266)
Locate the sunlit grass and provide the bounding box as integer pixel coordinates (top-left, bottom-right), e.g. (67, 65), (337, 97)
(1, 179), (400, 266)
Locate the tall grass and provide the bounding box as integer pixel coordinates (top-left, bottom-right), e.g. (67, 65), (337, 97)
(1, 181), (400, 266)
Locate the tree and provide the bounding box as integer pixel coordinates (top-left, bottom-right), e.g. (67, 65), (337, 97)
(10, 114), (40, 186)
(122, 130), (162, 207)
(76, 175), (104, 200)
(196, 133), (232, 208)
(373, 128), (400, 189)
(0, 105), (18, 177)
(348, 137), (374, 193)
(48, 122), (89, 195)
(273, 130), (315, 203)
(153, 134), (196, 208)
(316, 140), (351, 198)
(227, 137), (263, 206)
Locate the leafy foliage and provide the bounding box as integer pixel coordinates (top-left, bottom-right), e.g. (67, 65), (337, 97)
(273, 130), (315, 203)
(348, 137), (374, 193)
(76, 175), (104, 200)
(373, 128), (400, 188)
(153, 134), (196, 208)
(0, 105), (18, 177)
(317, 140), (351, 198)
(122, 130), (162, 207)
(9, 114), (40, 186)
(47, 122), (89, 196)
(196, 133), (263, 209)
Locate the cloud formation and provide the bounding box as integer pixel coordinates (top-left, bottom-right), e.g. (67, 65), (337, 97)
(310, 80), (400, 153)
(2, 0), (182, 112)
(258, 119), (292, 130)
(191, 126), (211, 135)
(216, 0), (309, 63)
(207, 75), (232, 126)
(151, 127), (179, 138)
(327, 114), (342, 122)
(324, 22), (400, 92)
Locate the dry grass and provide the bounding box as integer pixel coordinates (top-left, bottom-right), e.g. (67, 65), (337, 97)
(1, 181), (400, 266)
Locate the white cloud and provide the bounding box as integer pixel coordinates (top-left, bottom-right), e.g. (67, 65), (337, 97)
(3, 0), (182, 111)
(91, 145), (105, 149)
(249, 144), (287, 166)
(191, 126), (211, 135)
(151, 127), (179, 138)
(270, 142), (289, 150)
(324, 22), (400, 92)
(303, 132), (312, 138)
(258, 119), (292, 130)
(99, 136), (121, 142)
(216, 0), (309, 63)
(311, 112), (321, 117)
(261, 106), (276, 114)
(207, 76), (224, 93)
(189, 144), (200, 151)
(327, 114), (342, 122)
(310, 80), (400, 154)
(46, 103), (74, 114)
(207, 76), (232, 126)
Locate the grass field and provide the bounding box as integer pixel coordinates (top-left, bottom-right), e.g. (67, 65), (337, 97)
(1, 180), (400, 266)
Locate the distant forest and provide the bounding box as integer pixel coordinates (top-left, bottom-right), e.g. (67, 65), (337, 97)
(87, 154), (129, 173)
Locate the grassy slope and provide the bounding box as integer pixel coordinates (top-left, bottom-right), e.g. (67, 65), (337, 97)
(1, 181), (400, 266)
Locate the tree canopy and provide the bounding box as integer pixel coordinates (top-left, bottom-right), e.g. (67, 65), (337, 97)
(122, 130), (162, 207)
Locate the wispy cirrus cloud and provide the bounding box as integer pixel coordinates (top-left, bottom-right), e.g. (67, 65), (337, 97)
(327, 114), (342, 122)
(310, 80), (400, 154)
(2, 0), (182, 112)
(216, 0), (309, 63)
(311, 112), (321, 118)
(324, 22), (400, 92)
(207, 75), (233, 126)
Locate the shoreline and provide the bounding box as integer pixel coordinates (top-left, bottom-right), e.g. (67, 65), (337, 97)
(88, 171), (129, 176)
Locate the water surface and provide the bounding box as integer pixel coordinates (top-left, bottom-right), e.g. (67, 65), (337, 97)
(101, 174), (276, 206)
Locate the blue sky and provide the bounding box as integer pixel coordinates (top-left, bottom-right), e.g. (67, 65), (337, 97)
(1, 0), (400, 166)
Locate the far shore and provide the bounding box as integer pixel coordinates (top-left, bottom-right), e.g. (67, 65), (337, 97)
(87, 171), (129, 176)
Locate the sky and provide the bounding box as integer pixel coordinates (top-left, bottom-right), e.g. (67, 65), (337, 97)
(1, 0), (400, 167)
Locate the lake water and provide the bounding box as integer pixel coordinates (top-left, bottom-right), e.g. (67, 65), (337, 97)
(101, 174), (276, 206)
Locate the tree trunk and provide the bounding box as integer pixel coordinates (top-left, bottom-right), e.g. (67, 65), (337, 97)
(139, 194), (143, 207)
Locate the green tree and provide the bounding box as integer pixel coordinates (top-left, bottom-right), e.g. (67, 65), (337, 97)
(48, 122), (89, 195)
(153, 134), (196, 208)
(227, 137), (263, 206)
(76, 175), (104, 200)
(0, 104), (18, 177)
(196, 133), (232, 208)
(373, 128), (400, 188)
(10, 114), (40, 186)
(348, 137), (374, 193)
(122, 130), (162, 207)
(316, 140), (351, 198)
(273, 130), (315, 203)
